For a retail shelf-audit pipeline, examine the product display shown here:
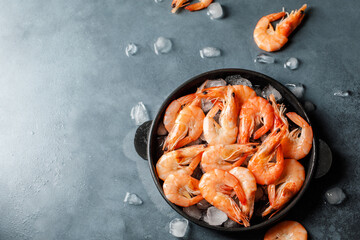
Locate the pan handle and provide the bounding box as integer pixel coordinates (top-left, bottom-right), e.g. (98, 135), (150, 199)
(134, 120), (152, 160)
(314, 139), (332, 179)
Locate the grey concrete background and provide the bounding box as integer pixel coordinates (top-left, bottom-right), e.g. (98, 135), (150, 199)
(0, 0), (358, 239)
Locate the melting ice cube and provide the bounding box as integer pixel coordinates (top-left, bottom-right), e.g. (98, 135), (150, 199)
(154, 37), (172, 55)
(207, 3), (223, 20)
(205, 79), (227, 88)
(203, 206), (228, 226)
(254, 53), (275, 64)
(262, 85), (282, 101)
(225, 75), (252, 88)
(125, 43), (138, 57)
(124, 192), (143, 205)
(183, 205), (202, 220)
(196, 199), (211, 210)
(224, 219), (239, 228)
(286, 83), (305, 98)
(284, 57), (299, 70)
(154, 0), (163, 3)
(169, 218), (188, 238)
(201, 99), (214, 113)
(200, 47), (221, 58)
(131, 102), (150, 126)
(303, 101), (316, 112)
(325, 187), (346, 205)
(334, 91), (350, 97)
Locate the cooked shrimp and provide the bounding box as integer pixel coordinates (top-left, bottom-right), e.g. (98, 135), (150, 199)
(232, 85), (257, 107)
(264, 221), (308, 240)
(253, 4), (307, 52)
(171, 0), (191, 13)
(247, 126), (287, 185)
(201, 144), (258, 173)
(185, 0), (213, 11)
(262, 159), (305, 218)
(163, 97), (205, 151)
(156, 145), (206, 181)
(202, 86), (239, 145)
(229, 167), (257, 219)
(238, 96), (274, 144)
(199, 169), (250, 227)
(163, 172), (203, 207)
(281, 112), (313, 160)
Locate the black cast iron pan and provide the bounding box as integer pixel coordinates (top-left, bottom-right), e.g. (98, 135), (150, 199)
(134, 68), (331, 232)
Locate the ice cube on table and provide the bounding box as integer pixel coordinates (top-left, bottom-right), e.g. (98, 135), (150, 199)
(303, 101), (316, 112)
(154, 0), (163, 3)
(205, 79), (227, 88)
(325, 187), (346, 205)
(207, 2), (223, 20)
(200, 47), (221, 58)
(125, 43), (138, 57)
(183, 205), (202, 220)
(196, 199), (211, 210)
(130, 102), (150, 126)
(203, 206), (228, 226)
(224, 219), (239, 228)
(284, 57), (299, 70)
(225, 75), (252, 88)
(169, 218), (188, 238)
(334, 90), (350, 97)
(124, 192), (143, 205)
(286, 83), (305, 98)
(154, 37), (172, 55)
(262, 85), (282, 101)
(254, 53), (275, 64)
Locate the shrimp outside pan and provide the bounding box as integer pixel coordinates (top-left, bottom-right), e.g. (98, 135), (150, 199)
(156, 145), (206, 181)
(229, 167), (257, 219)
(264, 220), (308, 240)
(185, 0), (213, 11)
(262, 159), (305, 218)
(163, 172), (203, 207)
(199, 169), (250, 227)
(201, 144), (258, 173)
(253, 4), (307, 52)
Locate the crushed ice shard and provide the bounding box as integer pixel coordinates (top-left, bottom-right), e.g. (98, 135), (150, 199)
(334, 90), (350, 97)
(131, 102), (150, 126)
(200, 47), (221, 58)
(254, 53), (275, 64)
(169, 218), (188, 237)
(124, 192), (143, 205)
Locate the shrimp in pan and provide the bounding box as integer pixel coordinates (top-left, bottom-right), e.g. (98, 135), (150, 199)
(163, 172), (203, 207)
(253, 4), (307, 52)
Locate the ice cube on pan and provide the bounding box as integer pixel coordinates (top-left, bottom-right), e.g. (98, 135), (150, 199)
(262, 85), (282, 101)
(203, 206), (228, 226)
(183, 205), (202, 220)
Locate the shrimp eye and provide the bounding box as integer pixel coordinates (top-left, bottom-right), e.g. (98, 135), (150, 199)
(171, 3), (175, 7)
(252, 145), (257, 149)
(300, 10), (304, 14)
(232, 92), (235, 97)
(203, 90), (208, 95)
(204, 143), (208, 148)
(276, 128), (281, 133)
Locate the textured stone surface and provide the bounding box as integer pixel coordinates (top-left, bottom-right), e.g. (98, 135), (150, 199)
(0, 0), (359, 239)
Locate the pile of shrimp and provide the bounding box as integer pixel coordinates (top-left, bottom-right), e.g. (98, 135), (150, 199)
(156, 78), (313, 227)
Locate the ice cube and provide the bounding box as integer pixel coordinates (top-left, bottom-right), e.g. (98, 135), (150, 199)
(225, 75), (252, 88)
(205, 79), (227, 88)
(303, 101), (316, 112)
(125, 43), (138, 57)
(154, 0), (163, 3)
(262, 85), (282, 101)
(207, 3), (223, 20)
(154, 37), (172, 55)
(203, 206), (228, 226)
(284, 57), (299, 70)
(124, 192), (143, 205)
(183, 205), (202, 220)
(253, 85), (262, 96)
(200, 47), (221, 58)
(130, 102), (150, 126)
(325, 187), (346, 205)
(196, 199), (211, 210)
(157, 122), (168, 135)
(334, 90), (350, 97)
(201, 99), (214, 113)
(254, 53), (275, 64)
(169, 218), (188, 238)
(224, 219), (239, 228)
(286, 83), (305, 98)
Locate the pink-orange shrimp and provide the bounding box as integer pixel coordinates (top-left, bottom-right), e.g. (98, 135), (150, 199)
(185, 0), (213, 11)
(232, 85), (257, 107)
(281, 112), (313, 160)
(156, 145), (205, 181)
(238, 96), (274, 144)
(163, 97), (205, 151)
(201, 144), (258, 172)
(229, 167), (257, 219)
(163, 172), (203, 207)
(253, 4), (307, 52)
(202, 86), (239, 145)
(263, 159), (305, 218)
(199, 169), (250, 227)
(171, 0), (191, 13)
(247, 126), (287, 185)
(264, 220), (308, 240)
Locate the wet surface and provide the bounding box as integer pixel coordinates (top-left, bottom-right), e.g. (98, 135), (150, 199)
(0, 0), (359, 239)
